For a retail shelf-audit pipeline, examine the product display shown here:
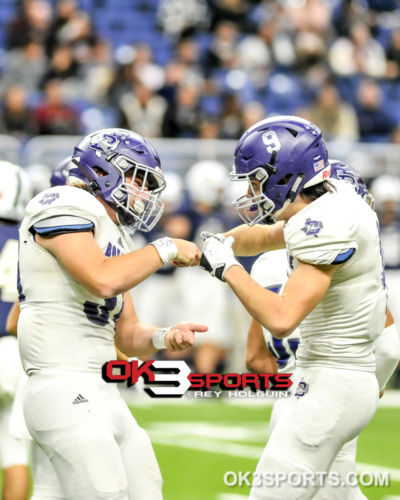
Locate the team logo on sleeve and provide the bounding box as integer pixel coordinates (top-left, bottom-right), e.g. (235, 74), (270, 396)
(295, 380), (309, 397)
(301, 218), (323, 237)
(39, 193), (60, 205)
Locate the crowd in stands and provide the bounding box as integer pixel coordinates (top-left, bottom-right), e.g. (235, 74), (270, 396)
(1, 0), (400, 143)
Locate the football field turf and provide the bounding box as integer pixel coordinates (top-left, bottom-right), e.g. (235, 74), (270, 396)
(130, 396), (400, 500)
(1, 394), (399, 499)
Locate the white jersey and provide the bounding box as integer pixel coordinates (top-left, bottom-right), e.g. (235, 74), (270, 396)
(283, 179), (387, 372)
(18, 186), (135, 375)
(250, 249), (300, 374)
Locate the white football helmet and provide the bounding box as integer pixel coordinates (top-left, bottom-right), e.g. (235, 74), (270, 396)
(162, 172), (184, 213)
(185, 160), (229, 206)
(0, 161), (33, 222)
(370, 175), (400, 211)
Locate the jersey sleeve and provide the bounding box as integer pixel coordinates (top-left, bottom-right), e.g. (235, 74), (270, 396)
(25, 186), (106, 237)
(284, 206), (359, 266)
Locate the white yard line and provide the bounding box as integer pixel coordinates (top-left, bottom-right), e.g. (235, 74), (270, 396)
(149, 432), (263, 459)
(122, 389), (400, 408)
(356, 463), (400, 482)
(217, 495), (248, 500)
(148, 431), (400, 482)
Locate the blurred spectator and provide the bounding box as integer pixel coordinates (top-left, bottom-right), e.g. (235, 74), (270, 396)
(199, 117), (221, 139)
(159, 49), (204, 105)
(386, 29), (400, 79)
(107, 48), (137, 107)
(174, 37), (204, 84)
(309, 83), (359, 142)
(294, 31), (327, 72)
(329, 21), (387, 77)
(41, 45), (79, 88)
(35, 79), (80, 135)
(204, 21), (239, 76)
(240, 101), (266, 134)
(2, 41), (47, 94)
(119, 83), (167, 137)
(209, 0), (253, 33)
(54, 9), (97, 58)
(6, 0), (52, 50)
(157, 0), (210, 38)
(392, 126), (400, 144)
(356, 79), (397, 142)
(46, 0), (79, 53)
(132, 43), (165, 92)
(370, 175), (400, 269)
(285, 0), (332, 37)
(80, 39), (114, 105)
(237, 17), (295, 70)
(220, 93), (243, 139)
(0, 86), (38, 138)
(162, 84), (202, 137)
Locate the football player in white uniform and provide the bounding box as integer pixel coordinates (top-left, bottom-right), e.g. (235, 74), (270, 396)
(17, 128), (208, 500)
(200, 116), (387, 499)
(0, 161), (32, 500)
(246, 162), (400, 500)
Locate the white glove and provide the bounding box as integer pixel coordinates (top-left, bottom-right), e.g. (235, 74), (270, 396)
(200, 231), (226, 243)
(200, 235), (243, 282)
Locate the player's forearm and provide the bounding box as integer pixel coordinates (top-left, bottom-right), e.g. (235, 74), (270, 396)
(246, 356), (278, 374)
(96, 245), (163, 298)
(223, 222), (285, 256)
(6, 300), (20, 335)
(226, 267), (294, 338)
(246, 319), (278, 373)
(115, 321), (160, 358)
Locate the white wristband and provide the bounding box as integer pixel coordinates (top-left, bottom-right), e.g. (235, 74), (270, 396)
(152, 326), (174, 350)
(150, 237), (178, 264)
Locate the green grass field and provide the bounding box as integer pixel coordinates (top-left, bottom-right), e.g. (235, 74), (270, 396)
(1, 396), (399, 499)
(130, 398), (400, 500)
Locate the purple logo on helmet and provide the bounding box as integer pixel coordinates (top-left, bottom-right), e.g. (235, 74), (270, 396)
(89, 131), (121, 158)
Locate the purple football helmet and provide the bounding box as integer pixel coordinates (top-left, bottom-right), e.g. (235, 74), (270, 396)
(330, 159), (375, 209)
(230, 116), (330, 225)
(73, 128), (166, 231)
(51, 156), (88, 187)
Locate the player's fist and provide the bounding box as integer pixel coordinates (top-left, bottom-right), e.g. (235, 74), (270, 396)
(172, 239), (201, 267)
(165, 322), (208, 351)
(200, 235), (244, 281)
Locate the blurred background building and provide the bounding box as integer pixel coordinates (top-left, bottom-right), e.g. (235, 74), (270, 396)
(0, 0), (400, 385)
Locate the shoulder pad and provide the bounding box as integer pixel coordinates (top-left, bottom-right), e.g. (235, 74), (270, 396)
(25, 186), (105, 232)
(31, 215), (95, 238)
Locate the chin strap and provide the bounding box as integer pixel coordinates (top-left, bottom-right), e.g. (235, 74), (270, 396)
(262, 174), (304, 225)
(263, 199), (291, 225)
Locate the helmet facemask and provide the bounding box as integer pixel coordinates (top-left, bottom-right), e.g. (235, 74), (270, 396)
(230, 166), (304, 226)
(73, 151), (166, 231)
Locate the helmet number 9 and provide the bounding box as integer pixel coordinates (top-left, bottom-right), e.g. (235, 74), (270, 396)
(262, 131), (281, 155)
